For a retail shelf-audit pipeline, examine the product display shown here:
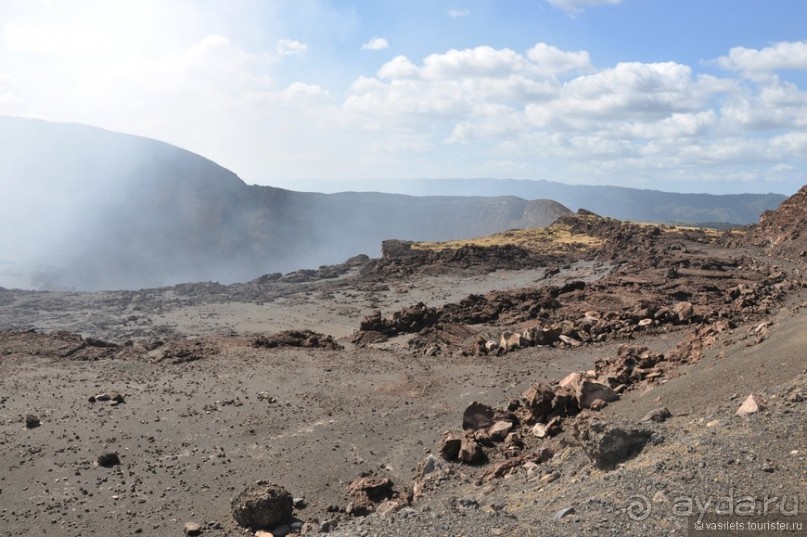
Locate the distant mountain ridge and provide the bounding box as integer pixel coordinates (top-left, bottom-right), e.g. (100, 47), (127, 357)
(0, 117), (569, 290)
(273, 178), (787, 225)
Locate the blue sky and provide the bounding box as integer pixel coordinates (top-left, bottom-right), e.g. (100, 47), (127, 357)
(1, 0), (806, 194)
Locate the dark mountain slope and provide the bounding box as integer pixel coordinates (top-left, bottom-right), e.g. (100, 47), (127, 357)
(0, 117), (569, 290)
(278, 178), (786, 225)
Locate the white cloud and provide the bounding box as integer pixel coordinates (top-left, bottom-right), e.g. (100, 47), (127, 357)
(448, 9), (470, 18)
(361, 37), (389, 51)
(276, 39), (307, 56)
(378, 56), (419, 79)
(340, 42), (807, 189)
(282, 82), (330, 99)
(547, 0), (623, 14)
(347, 45), (563, 121)
(0, 0), (803, 192)
(419, 46), (532, 80)
(527, 43), (591, 74)
(717, 41), (807, 76)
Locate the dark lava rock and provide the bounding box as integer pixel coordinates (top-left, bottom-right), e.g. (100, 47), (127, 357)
(346, 472), (395, 503)
(462, 401), (495, 431)
(640, 407), (672, 423)
(439, 432), (462, 461)
(231, 482), (293, 529)
(96, 452), (121, 467)
(24, 414), (40, 429)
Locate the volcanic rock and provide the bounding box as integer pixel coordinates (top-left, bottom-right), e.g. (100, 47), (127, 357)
(459, 434), (484, 464)
(24, 414), (40, 429)
(231, 482), (293, 529)
(641, 407), (672, 423)
(573, 417), (652, 470)
(672, 301), (694, 323)
(499, 331), (526, 350)
(439, 432), (462, 461)
(736, 394), (765, 417)
(519, 383), (555, 423)
(183, 521), (202, 535)
(346, 472), (395, 503)
(462, 402), (495, 431)
(576, 380), (618, 410)
(96, 452), (121, 467)
(488, 421), (513, 441)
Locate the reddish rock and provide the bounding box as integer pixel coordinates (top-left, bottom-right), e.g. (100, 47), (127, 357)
(346, 472), (395, 503)
(459, 434), (484, 464)
(576, 380), (618, 409)
(488, 421), (513, 441)
(672, 301), (694, 323)
(520, 383), (555, 423)
(531, 417), (562, 438)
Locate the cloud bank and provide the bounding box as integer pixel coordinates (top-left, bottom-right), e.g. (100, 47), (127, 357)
(0, 2), (804, 194)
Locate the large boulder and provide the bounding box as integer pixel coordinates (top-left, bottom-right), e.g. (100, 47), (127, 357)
(232, 482), (293, 529)
(520, 383), (555, 422)
(346, 472), (395, 503)
(672, 301), (694, 323)
(576, 380), (618, 409)
(573, 417), (653, 470)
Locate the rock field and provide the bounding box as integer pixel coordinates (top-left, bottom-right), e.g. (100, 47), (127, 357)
(1, 187), (805, 536)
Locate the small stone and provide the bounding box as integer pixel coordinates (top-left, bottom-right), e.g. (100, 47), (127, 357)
(439, 432), (462, 461)
(540, 471), (560, 483)
(640, 407), (672, 423)
(736, 394), (764, 417)
(292, 497), (306, 509)
(673, 302), (694, 323)
(183, 521), (202, 535)
(553, 506), (575, 519)
(254, 531), (273, 537)
(558, 334), (582, 347)
(499, 331), (526, 350)
(523, 461), (539, 476)
(24, 414), (40, 429)
(531, 417), (561, 438)
(638, 318), (653, 328)
(488, 421), (513, 442)
(459, 435), (484, 464)
(96, 452), (120, 467)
